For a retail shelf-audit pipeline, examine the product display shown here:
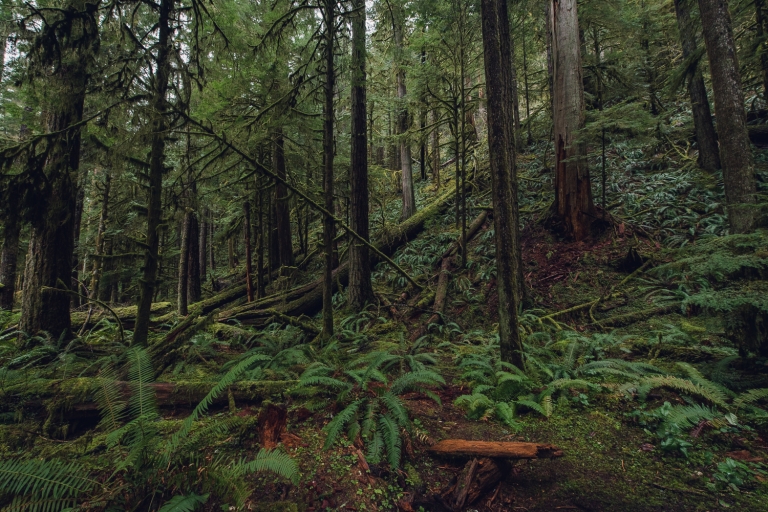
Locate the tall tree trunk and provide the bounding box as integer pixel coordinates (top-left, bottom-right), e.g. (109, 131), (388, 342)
(187, 212), (201, 303)
(674, 0), (721, 172)
(134, 0), (172, 345)
(698, 0), (758, 233)
(177, 212), (191, 316)
(257, 185), (265, 298)
(522, 10), (533, 146)
(509, 18), (522, 150)
(393, 6), (416, 221)
(431, 109), (440, 188)
(349, 0), (374, 310)
(244, 201), (254, 302)
(548, 0), (595, 241)
(89, 171), (110, 299)
(199, 208), (208, 284)
(481, 0), (524, 367)
(71, 171), (86, 307)
(322, 0), (335, 337)
(20, 0), (98, 338)
(209, 211), (216, 291)
(0, 213), (20, 310)
(273, 128), (294, 269)
(756, 0), (768, 101)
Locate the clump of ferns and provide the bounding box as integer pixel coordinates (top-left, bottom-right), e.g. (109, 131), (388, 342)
(623, 361), (768, 453)
(296, 350), (444, 468)
(0, 346), (299, 512)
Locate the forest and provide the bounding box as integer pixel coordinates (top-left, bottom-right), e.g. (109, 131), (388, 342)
(1, 0), (768, 510)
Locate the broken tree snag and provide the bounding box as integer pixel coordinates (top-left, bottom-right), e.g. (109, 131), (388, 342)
(258, 402), (287, 449)
(427, 440), (563, 459)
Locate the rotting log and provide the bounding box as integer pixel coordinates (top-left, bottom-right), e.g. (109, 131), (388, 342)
(427, 440), (563, 459)
(71, 301), (173, 330)
(1, 378), (296, 415)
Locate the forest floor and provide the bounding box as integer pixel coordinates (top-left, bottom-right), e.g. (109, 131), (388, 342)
(2, 147), (768, 511)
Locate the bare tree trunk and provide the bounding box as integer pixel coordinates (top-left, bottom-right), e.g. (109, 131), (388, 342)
(322, 0), (335, 338)
(273, 128), (294, 269)
(199, 208), (208, 284)
(244, 201), (254, 302)
(187, 212), (201, 303)
(673, 0), (721, 172)
(548, 0), (596, 241)
(431, 109), (440, 188)
(481, 0), (524, 367)
(509, 23), (522, 150)
(756, 0), (768, 102)
(20, 0), (98, 338)
(393, 6), (416, 221)
(698, 0), (758, 233)
(134, 0), (172, 346)
(177, 212), (190, 316)
(257, 185), (265, 298)
(209, 211), (216, 291)
(89, 171), (111, 299)
(349, 0), (374, 310)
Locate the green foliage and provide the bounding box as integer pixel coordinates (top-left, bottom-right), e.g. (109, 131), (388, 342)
(0, 459), (98, 512)
(157, 493), (210, 512)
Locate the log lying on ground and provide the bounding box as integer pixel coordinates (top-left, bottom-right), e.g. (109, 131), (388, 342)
(2, 378), (296, 415)
(427, 439), (564, 459)
(71, 302), (174, 330)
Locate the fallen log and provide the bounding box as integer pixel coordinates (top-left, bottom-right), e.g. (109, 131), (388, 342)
(427, 439), (563, 459)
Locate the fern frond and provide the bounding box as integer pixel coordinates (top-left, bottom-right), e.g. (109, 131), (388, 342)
(380, 392), (410, 428)
(0, 459), (98, 511)
(94, 366), (126, 431)
(662, 404), (720, 430)
(494, 402), (521, 430)
(734, 388), (768, 410)
(389, 369), (444, 395)
(323, 399), (363, 449)
(239, 449), (299, 485)
(635, 376), (729, 407)
(366, 431), (384, 464)
(515, 399), (548, 418)
(126, 346), (157, 421)
(541, 395), (553, 418)
(157, 493), (209, 512)
(378, 414), (402, 468)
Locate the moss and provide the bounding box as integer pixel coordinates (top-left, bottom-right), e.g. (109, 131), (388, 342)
(252, 501), (300, 512)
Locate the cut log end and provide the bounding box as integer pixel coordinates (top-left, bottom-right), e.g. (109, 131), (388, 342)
(427, 440), (564, 459)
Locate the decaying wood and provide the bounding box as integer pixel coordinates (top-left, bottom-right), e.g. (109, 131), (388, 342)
(258, 402), (287, 449)
(427, 439), (563, 459)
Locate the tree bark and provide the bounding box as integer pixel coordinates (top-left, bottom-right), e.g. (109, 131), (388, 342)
(187, 212), (201, 303)
(673, 0), (721, 172)
(244, 201), (254, 302)
(322, 0), (335, 337)
(134, 0), (172, 345)
(698, 0), (758, 233)
(509, 21), (522, 150)
(348, 0), (374, 310)
(755, 0), (768, 102)
(431, 109), (440, 187)
(427, 440), (564, 459)
(481, 0), (524, 367)
(19, 0), (99, 337)
(257, 185), (265, 298)
(549, 0), (596, 241)
(0, 212), (20, 310)
(199, 209), (208, 284)
(89, 171), (110, 299)
(393, 5), (416, 221)
(177, 212), (191, 316)
(273, 128), (294, 269)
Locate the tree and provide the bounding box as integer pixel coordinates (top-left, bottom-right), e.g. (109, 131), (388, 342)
(698, 0), (758, 233)
(481, 0), (524, 366)
(273, 128), (294, 269)
(19, 0), (100, 337)
(321, 0), (336, 338)
(673, 0), (720, 172)
(348, 0), (374, 310)
(548, 0), (596, 241)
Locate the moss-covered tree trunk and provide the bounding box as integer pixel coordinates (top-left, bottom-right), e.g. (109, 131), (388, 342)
(348, 0), (374, 310)
(481, 0), (524, 367)
(19, 0), (99, 337)
(698, 0), (758, 233)
(322, 0), (335, 337)
(673, 0), (721, 172)
(273, 128), (293, 269)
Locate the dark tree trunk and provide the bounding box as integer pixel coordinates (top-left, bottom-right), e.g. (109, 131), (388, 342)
(348, 0), (374, 310)
(698, 0), (758, 233)
(0, 213), (20, 310)
(322, 0), (335, 337)
(432, 110), (440, 187)
(209, 211), (216, 291)
(199, 209), (208, 284)
(134, 0), (172, 345)
(481, 0), (524, 367)
(71, 171), (86, 307)
(755, 0), (768, 101)
(19, 0), (99, 338)
(273, 128), (294, 269)
(509, 19), (522, 150)
(187, 212), (201, 303)
(178, 212), (190, 316)
(244, 201), (254, 302)
(257, 185), (265, 298)
(548, 0), (596, 241)
(673, 0), (721, 172)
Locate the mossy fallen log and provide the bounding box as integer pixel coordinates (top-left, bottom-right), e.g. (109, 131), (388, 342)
(427, 440), (564, 459)
(71, 302), (173, 329)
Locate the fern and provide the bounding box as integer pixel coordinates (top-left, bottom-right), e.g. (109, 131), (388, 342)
(157, 493), (209, 512)
(734, 388), (768, 410)
(662, 404), (720, 430)
(634, 375), (729, 407)
(94, 366), (127, 431)
(516, 399), (549, 418)
(0, 459), (98, 512)
(238, 449), (299, 485)
(378, 414), (402, 468)
(323, 399), (363, 449)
